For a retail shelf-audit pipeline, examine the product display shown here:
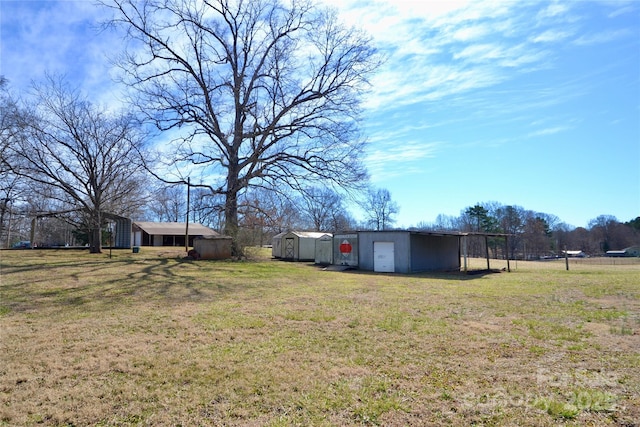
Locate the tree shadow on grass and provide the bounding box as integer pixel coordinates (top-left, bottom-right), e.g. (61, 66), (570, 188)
(0, 252), (240, 315)
(1, 252), (508, 317)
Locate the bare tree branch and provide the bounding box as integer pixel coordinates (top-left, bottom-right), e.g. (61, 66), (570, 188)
(6, 75), (149, 253)
(100, 0), (381, 253)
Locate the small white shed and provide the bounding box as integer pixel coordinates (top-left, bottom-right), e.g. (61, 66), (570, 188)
(277, 231), (331, 261)
(272, 231), (287, 258)
(314, 234), (334, 265)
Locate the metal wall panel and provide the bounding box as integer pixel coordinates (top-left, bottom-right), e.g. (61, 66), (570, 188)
(333, 233), (358, 266)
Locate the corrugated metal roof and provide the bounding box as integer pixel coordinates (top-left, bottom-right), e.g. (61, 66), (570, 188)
(133, 221), (219, 237)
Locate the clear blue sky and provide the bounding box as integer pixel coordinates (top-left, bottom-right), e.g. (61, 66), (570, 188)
(2, 0), (639, 229)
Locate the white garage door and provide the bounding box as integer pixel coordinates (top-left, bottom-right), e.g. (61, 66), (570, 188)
(374, 241), (395, 273)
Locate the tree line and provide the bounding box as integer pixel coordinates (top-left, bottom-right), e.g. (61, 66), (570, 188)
(417, 202), (640, 259)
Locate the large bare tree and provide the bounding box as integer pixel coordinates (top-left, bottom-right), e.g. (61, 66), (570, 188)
(0, 77), (20, 245)
(7, 77), (148, 253)
(102, 0), (380, 253)
(298, 186), (352, 231)
(148, 184), (187, 222)
(360, 187), (398, 231)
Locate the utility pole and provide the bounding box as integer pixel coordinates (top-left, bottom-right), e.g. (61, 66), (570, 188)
(185, 177), (190, 254)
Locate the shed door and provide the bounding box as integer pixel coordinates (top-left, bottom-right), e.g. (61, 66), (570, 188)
(284, 237), (295, 259)
(374, 241), (395, 273)
(315, 238), (332, 264)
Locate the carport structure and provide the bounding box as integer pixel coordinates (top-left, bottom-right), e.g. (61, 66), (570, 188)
(460, 231), (512, 273)
(355, 230), (511, 274)
(26, 210), (132, 249)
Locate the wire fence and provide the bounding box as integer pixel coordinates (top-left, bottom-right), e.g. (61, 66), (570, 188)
(566, 256), (640, 266)
(463, 256), (640, 271)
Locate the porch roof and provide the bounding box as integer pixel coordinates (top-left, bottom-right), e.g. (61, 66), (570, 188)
(133, 222), (219, 237)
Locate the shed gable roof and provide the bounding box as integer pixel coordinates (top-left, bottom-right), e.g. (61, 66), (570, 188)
(286, 231), (332, 239)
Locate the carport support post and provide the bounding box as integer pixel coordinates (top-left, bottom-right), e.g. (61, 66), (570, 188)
(505, 235), (510, 272)
(485, 235), (490, 270)
(30, 217), (36, 249)
(462, 235), (468, 273)
(185, 177), (190, 254)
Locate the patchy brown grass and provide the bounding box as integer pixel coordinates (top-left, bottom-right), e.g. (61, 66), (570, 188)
(1, 248), (638, 426)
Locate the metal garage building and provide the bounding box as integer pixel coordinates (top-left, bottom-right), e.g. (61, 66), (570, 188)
(357, 230), (462, 273)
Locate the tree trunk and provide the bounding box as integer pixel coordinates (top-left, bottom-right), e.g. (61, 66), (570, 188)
(89, 211), (102, 254)
(224, 169), (240, 256)
(89, 227), (102, 253)
(0, 205), (7, 246)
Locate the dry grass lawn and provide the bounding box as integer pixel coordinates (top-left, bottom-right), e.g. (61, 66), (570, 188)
(0, 248), (638, 426)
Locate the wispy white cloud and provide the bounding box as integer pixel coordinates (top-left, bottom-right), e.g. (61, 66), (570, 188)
(332, 0), (575, 117)
(365, 140), (441, 181)
(526, 126), (572, 138)
(451, 24), (491, 42)
(535, 2), (571, 20)
(573, 28), (634, 45)
(1, 1), (126, 109)
(606, 4), (636, 18)
(324, 1), (639, 185)
(531, 29), (575, 43)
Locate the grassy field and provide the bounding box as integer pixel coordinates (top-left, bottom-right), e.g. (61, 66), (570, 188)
(0, 248), (638, 426)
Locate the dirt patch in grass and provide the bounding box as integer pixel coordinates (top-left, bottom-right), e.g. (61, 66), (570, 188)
(1, 249), (639, 425)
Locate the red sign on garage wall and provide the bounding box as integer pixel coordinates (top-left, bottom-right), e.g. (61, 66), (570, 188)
(339, 239), (352, 256)
(334, 234), (358, 266)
